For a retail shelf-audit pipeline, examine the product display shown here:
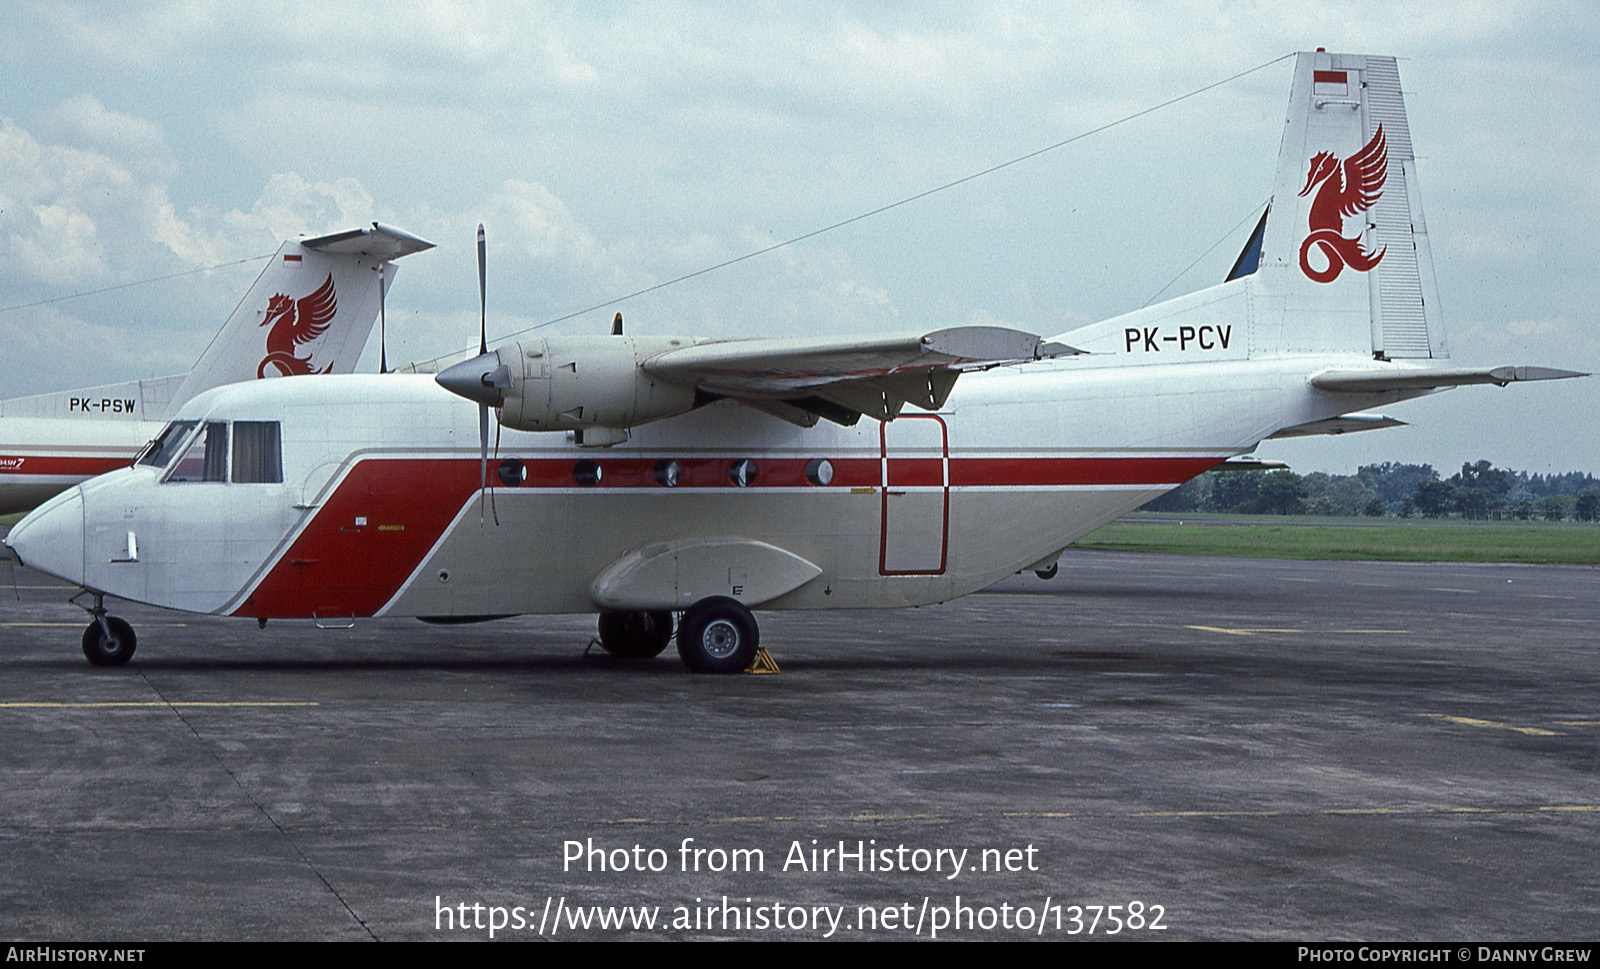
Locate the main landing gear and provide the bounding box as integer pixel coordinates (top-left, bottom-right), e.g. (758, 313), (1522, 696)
(676, 596), (759, 674)
(72, 591), (136, 667)
(596, 610), (675, 659)
(596, 597), (762, 674)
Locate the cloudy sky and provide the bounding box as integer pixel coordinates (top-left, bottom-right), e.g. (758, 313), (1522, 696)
(2, 1), (1595, 474)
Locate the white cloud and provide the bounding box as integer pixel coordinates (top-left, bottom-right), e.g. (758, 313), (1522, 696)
(485, 179), (605, 266)
(224, 171), (378, 241)
(43, 94), (178, 180)
(11, 202), (105, 281)
(1505, 317), (1573, 338)
(0, 117), (138, 284)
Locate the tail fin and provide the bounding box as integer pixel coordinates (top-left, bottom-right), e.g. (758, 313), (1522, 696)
(1255, 52), (1446, 360)
(1049, 54), (1582, 392)
(167, 223), (434, 414)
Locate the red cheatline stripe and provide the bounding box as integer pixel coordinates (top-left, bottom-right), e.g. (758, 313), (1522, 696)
(0, 456), (130, 476)
(501, 456), (874, 489)
(485, 455), (1221, 488)
(948, 456), (1222, 487)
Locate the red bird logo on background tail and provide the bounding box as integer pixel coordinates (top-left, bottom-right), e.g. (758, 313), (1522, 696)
(257, 274), (338, 377)
(1298, 125), (1388, 283)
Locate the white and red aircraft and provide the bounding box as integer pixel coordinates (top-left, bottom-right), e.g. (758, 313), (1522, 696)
(5, 52), (1583, 672)
(0, 223), (433, 514)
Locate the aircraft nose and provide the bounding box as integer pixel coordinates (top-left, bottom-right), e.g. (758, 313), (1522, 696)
(5, 488), (85, 586)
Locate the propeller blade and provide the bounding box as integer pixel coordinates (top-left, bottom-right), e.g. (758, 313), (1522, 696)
(436, 231), (514, 407)
(479, 402), (489, 524)
(477, 223), (487, 356)
(378, 268), (388, 374)
(476, 223), (489, 522)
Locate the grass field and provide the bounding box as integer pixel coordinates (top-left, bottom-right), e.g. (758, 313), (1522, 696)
(1078, 517), (1600, 564)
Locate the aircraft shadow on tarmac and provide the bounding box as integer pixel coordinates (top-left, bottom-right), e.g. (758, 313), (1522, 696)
(17, 645), (1554, 693)
(36, 651), (1057, 675)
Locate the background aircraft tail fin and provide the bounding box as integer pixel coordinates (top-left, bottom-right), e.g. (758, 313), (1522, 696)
(168, 223), (434, 415)
(1253, 52), (1447, 360)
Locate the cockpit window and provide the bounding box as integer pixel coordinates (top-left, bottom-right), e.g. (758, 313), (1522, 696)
(166, 422), (229, 483)
(137, 421), (198, 468)
(232, 422), (283, 484)
(147, 420), (283, 484)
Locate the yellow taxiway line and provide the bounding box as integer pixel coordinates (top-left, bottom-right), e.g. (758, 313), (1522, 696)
(0, 701), (319, 709)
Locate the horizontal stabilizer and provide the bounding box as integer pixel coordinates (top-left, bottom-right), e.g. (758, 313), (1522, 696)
(0, 374), (184, 422)
(1213, 457), (1292, 471)
(1312, 366), (1587, 393)
(300, 223), (436, 260)
(1268, 412), (1407, 438)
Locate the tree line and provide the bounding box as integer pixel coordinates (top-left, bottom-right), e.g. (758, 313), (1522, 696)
(1144, 461), (1600, 521)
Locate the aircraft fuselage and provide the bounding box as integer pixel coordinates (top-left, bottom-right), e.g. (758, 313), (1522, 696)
(10, 352), (1387, 622)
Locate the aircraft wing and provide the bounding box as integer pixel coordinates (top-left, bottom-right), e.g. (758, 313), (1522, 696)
(1311, 365), (1587, 393)
(644, 326), (1078, 424)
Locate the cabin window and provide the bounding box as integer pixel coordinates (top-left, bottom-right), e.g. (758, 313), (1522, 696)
(166, 422), (229, 483)
(231, 422), (283, 484)
(137, 421), (198, 468)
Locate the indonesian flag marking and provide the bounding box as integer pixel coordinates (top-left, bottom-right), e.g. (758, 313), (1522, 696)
(1313, 70), (1348, 96)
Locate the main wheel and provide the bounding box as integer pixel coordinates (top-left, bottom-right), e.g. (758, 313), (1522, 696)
(597, 610), (674, 658)
(676, 597), (759, 674)
(81, 617), (136, 667)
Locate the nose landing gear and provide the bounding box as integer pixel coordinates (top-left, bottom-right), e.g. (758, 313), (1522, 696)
(82, 616), (137, 666)
(71, 590), (136, 667)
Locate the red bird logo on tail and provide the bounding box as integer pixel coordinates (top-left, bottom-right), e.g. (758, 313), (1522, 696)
(257, 274), (338, 378)
(1298, 125), (1388, 283)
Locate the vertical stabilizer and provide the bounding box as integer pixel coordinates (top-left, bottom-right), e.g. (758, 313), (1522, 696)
(168, 223), (434, 414)
(1255, 52), (1446, 360)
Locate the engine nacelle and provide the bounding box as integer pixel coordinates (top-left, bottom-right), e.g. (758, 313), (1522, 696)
(495, 336), (699, 433)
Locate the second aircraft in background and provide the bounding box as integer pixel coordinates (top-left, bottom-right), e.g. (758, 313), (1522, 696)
(0, 223), (434, 514)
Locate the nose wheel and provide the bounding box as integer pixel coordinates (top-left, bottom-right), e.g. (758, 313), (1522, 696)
(81, 616), (136, 667)
(70, 590), (137, 666)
